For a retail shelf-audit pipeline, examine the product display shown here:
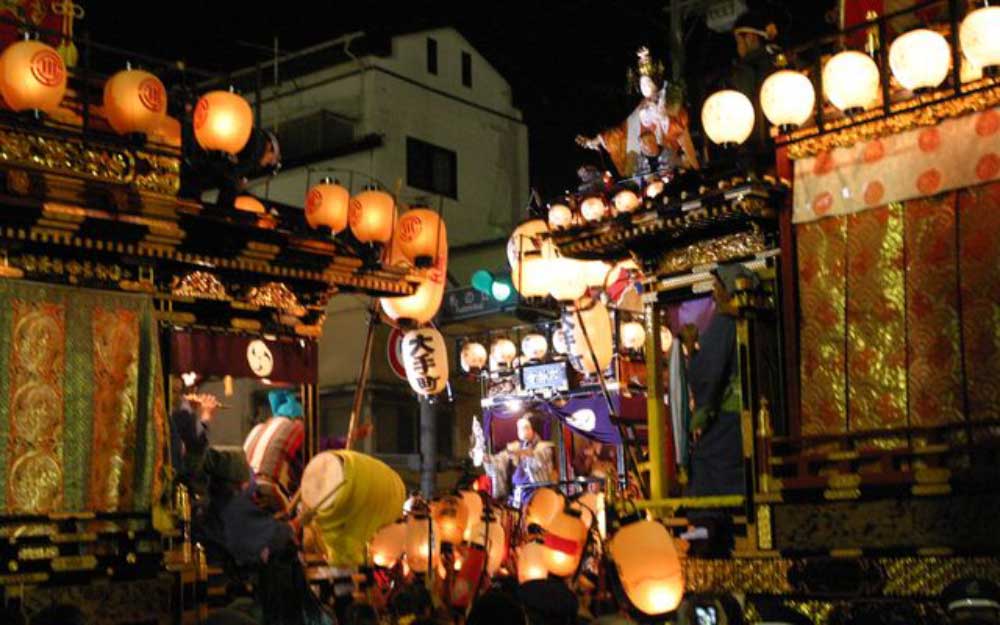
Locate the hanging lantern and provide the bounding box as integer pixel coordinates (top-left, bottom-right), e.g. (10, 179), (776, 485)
(350, 188), (396, 244)
(489, 338), (517, 369)
(961, 6), (1000, 76)
(0, 40), (67, 113)
(193, 90), (254, 154)
(561, 298), (614, 375)
(381, 237), (447, 325)
(518, 541), (549, 584)
(405, 514), (440, 573)
(621, 321), (646, 352)
(583, 260), (612, 288)
(823, 51), (880, 114)
(103, 68), (167, 135)
(151, 115), (182, 147)
(548, 202), (573, 230)
(305, 178), (350, 232)
(552, 328), (569, 355)
(644, 180), (665, 199)
(543, 511), (588, 577)
(460, 342), (488, 373)
(508, 219), (555, 298)
(370, 521), (407, 568)
(548, 257), (589, 302)
(401, 327), (449, 396)
(570, 492), (601, 532)
(459, 491), (483, 541)
(521, 334), (548, 361)
(889, 29), (951, 92)
(512, 257), (553, 298)
(234, 195), (266, 214)
(759, 70), (815, 132)
(469, 518), (506, 575)
(397, 208), (447, 266)
(524, 488), (564, 529)
(431, 496), (468, 545)
(580, 196), (609, 222)
(660, 326), (674, 354)
(609, 520), (684, 616)
(701, 89), (755, 146)
(612, 189), (641, 214)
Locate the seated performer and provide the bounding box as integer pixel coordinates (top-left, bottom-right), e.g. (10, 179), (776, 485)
(472, 415), (557, 508)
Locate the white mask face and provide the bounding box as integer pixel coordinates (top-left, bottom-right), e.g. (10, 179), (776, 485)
(640, 76), (657, 99)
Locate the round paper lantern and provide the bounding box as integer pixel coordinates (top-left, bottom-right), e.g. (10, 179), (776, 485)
(431, 496), (468, 545)
(613, 189), (641, 214)
(580, 196), (609, 222)
(583, 260), (612, 288)
(512, 257), (553, 298)
(460, 342), (488, 373)
(508, 219), (555, 298)
(489, 338), (517, 369)
(103, 68), (167, 134)
(151, 115), (182, 147)
(521, 333), (548, 361)
(305, 178), (350, 232)
(401, 327), (448, 396)
(370, 521), (407, 568)
(193, 90), (253, 154)
(543, 511), (588, 577)
(571, 492), (601, 535)
(507, 219), (550, 268)
(961, 7), (1000, 74)
(621, 321), (646, 351)
(548, 257), (589, 302)
(350, 188), (395, 243)
(518, 542), (549, 583)
(561, 299), (614, 375)
(469, 518), (506, 575)
(405, 514), (439, 573)
(889, 29), (951, 92)
(548, 202), (573, 230)
(397, 208), (446, 266)
(552, 328), (569, 355)
(701, 89), (755, 146)
(609, 520), (683, 616)
(459, 491), (483, 541)
(760, 70), (815, 131)
(823, 51), (880, 114)
(644, 180), (665, 199)
(0, 40), (66, 113)
(524, 488), (564, 529)
(234, 195), (266, 214)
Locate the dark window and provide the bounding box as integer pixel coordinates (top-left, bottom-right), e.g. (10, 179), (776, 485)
(461, 51), (472, 87)
(276, 110), (354, 163)
(407, 137), (457, 198)
(427, 38), (438, 75)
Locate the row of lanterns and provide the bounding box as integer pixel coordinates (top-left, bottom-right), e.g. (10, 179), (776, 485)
(701, 7), (1000, 146)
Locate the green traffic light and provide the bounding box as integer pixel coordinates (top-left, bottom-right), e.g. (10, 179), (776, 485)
(471, 269), (494, 295)
(491, 279), (513, 302)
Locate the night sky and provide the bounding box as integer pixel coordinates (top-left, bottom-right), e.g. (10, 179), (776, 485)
(86, 1), (833, 200)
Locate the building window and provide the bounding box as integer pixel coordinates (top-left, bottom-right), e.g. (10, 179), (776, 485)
(427, 38), (438, 75)
(461, 51), (472, 87)
(407, 137), (457, 199)
(277, 110), (354, 163)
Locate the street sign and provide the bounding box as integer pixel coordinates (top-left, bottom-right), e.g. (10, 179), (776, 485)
(387, 327), (407, 380)
(439, 286), (516, 322)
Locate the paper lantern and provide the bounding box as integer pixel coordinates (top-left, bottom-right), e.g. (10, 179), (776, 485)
(610, 520), (683, 616)
(823, 51), (880, 114)
(193, 90), (253, 154)
(234, 195), (266, 214)
(401, 327), (448, 396)
(760, 70), (815, 131)
(103, 68), (167, 134)
(613, 189), (641, 214)
(370, 521), (407, 568)
(561, 299), (614, 375)
(961, 7), (1000, 74)
(469, 518), (506, 575)
(0, 40), (66, 113)
(431, 496), (468, 545)
(350, 188), (395, 243)
(548, 257), (589, 302)
(644, 180), (665, 199)
(552, 328), (569, 355)
(518, 542), (549, 583)
(521, 334), (548, 361)
(405, 514), (440, 573)
(571, 492), (601, 532)
(583, 260), (612, 288)
(548, 202), (573, 230)
(507, 219), (549, 268)
(508, 219), (555, 298)
(459, 491), (483, 541)
(381, 243), (447, 325)
(660, 326), (674, 354)
(524, 488), (564, 529)
(151, 115), (182, 147)
(460, 342), (488, 373)
(580, 196), (609, 222)
(889, 29), (951, 92)
(543, 511), (588, 577)
(305, 179), (350, 232)
(701, 89), (755, 146)
(397, 208), (447, 265)
(621, 321), (646, 351)
(489, 338), (517, 369)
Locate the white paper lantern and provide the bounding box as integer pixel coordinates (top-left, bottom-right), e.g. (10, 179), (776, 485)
(552, 328), (569, 355)
(548, 203), (574, 230)
(621, 321), (646, 351)
(760, 70), (815, 130)
(609, 520), (683, 616)
(961, 7), (1000, 73)
(508, 219), (554, 297)
(460, 342), (488, 373)
(521, 334), (548, 361)
(823, 51), (880, 113)
(889, 29), (951, 92)
(613, 189), (641, 214)
(580, 196), (609, 222)
(548, 258), (589, 302)
(561, 299), (614, 375)
(518, 542), (549, 583)
(490, 338), (517, 369)
(402, 327), (449, 396)
(370, 521), (407, 568)
(701, 89), (755, 146)
(583, 260), (612, 288)
(468, 518), (506, 575)
(644, 179), (665, 198)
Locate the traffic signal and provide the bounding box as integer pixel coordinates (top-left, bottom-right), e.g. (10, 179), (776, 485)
(471, 270), (515, 303)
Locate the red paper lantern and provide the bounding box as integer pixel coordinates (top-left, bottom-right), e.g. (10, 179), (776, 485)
(305, 178), (350, 232)
(0, 40), (67, 113)
(193, 90), (253, 154)
(103, 68), (167, 135)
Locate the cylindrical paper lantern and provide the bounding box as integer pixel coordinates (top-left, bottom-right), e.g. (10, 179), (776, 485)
(561, 299), (614, 375)
(370, 521), (407, 568)
(609, 520), (683, 616)
(402, 327), (448, 396)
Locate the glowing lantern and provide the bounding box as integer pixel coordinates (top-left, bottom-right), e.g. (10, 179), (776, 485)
(889, 29), (951, 92)
(489, 338), (517, 369)
(305, 178), (350, 232)
(583, 260), (612, 288)
(508, 219), (553, 297)
(405, 514), (439, 573)
(548, 257), (589, 302)
(397, 208), (446, 266)
(961, 6), (1000, 75)
(381, 265), (447, 325)
(552, 328), (569, 355)
(823, 51), (880, 114)
(460, 342), (488, 373)
(370, 521), (407, 568)
(431, 496), (468, 545)
(350, 188), (395, 244)
(548, 202), (573, 230)
(660, 326), (674, 354)
(103, 68), (167, 134)
(193, 90), (253, 154)
(524, 488), (564, 529)
(612, 189), (641, 214)
(401, 327), (448, 396)
(469, 518), (506, 575)
(609, 520), (684, 616)
(459, 491), (483, 541)
(561, 299), (614, 375)
(621, 321), (646, 351)
(701, 89), (755, 146)
(543, 511), (588, 577)
(521, 334), (548, 361)
(518, 542), (549, 583)
(0, 40), (66, 113)
(645, 180), (665, 198)
(571, 492), (601, 532)
(760, 70), (815, 131)
(580, 196), (609, 222)
(151, 115), (182, 147)
(234, 195), (266, 214)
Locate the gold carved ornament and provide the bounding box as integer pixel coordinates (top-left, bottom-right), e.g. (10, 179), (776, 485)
(171, 272), (229, 301)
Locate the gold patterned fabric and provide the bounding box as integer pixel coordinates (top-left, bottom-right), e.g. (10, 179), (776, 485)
(0, 281), (167, 515)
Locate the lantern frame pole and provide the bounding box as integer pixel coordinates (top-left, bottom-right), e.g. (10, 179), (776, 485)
(641, 295), (670, 508)
(345, 299), (380, 450)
